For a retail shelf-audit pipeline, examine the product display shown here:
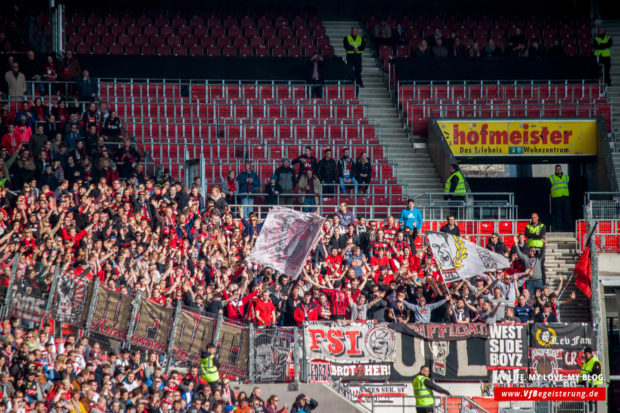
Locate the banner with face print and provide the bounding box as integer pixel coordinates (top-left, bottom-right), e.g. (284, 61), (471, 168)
(52, 272), (94, 326)
(247, 207), (324, 278)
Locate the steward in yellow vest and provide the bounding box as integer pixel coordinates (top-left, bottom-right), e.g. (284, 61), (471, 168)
(444, 164), (466, 200)
(549, 165), (571, 232)
(525, 212), (546, 248)
(200, 344), (220, 388)
(343, 27), (366, 86)
(594, 27), (612, 85)
(578, 346), (604, 387)
(412, 365), (451, 413)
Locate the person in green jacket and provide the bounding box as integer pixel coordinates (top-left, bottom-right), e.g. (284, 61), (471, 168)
(0, 143), (22, 188)
(412, 365), (451, 412)
(199, 343), (221, 390)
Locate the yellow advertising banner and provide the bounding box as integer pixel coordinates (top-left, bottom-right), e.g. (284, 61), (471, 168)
(437, 120), (598, 156)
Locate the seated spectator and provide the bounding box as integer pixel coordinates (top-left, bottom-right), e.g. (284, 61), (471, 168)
(432, 38), (448, 57)
(391, 23), (408, 53)
(527, 38), (545, 57)
(427, 27), (443, 47)
(102, 110), (122, 138)
(373, 21), (392, 46)
(483, 38), (501, 57)
(449, 37), (468, 57)
(507, 28), (527, 56)
(547, 38), (565, 56)
(415, 40), (431, 57)
(353, 151), (372, 193)
(469, 41), (482, 57)
(58, 51), (81, 82)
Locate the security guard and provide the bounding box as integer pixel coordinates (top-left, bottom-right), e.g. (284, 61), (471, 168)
(549, 165), (570, 232)
(525, 212), (546, 249)
(578, 346), (603, 387)
(594, 27), (612, 85)
(444, 164), (466, 200)
(200, 343), (220, 389)
(413, 365), (451, 413)
(343, 27), (366, 86)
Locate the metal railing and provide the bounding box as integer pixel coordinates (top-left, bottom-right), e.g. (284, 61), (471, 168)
(583, 192), (620, 219)
(414, 192), (517, 220)
(576, 218), (620, 253)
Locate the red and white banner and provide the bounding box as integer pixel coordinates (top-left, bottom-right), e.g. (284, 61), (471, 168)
(247, 207), (324, 278)
(304, 321), (396, 363)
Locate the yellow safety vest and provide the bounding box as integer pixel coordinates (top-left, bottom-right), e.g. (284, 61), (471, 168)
(200, 354), (219, 383)
(413, 374), (435, 407)
(0, 178), (7, 188)
(578, 356), (603, 386)
(346, 35), (363, 54)
(444, 171), (466, 195)
(549, 174), (569, 198)
(594, 35), (611, 57)
(526, 223), (544, 248)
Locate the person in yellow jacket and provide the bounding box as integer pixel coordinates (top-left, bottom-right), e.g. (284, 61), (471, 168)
(594, 27), (612, 85)
(444, 164), (466, 200)
(549, 165), (570, 232)
(200, 344), (221, 390)
(525, 212), (546, 249)
(578, 346), (603, 387)
(412, 365), (451, 413)
(343, 27), (366, 87)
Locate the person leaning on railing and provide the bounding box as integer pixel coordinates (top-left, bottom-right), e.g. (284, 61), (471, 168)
(413, 365), (451, 412)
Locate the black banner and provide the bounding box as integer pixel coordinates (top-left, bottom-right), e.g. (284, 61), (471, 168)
(52, 273), (94, 326)
(9, 274), (51, 324)
(218, 322), (250, 379)
(89, 288), (133, 340)
(486, 324), (528, 385)
(130, 299), (174, 353)
(253, 328), (295, 383)
(390, 322), (488, 341)
(392, 333), (487, 381)
(528, 323), (595, 383)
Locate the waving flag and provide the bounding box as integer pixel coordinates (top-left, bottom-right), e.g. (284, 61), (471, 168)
(247, 207), (324, 278)
(425, 231), (510, 282)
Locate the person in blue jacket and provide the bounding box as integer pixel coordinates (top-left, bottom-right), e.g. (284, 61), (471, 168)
(398, 199), (423, 239)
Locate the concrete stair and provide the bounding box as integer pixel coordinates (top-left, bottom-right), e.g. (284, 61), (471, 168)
(323, 21), (444, 204)
(544, 232), (589, 322)
(602, 20), (620, 190)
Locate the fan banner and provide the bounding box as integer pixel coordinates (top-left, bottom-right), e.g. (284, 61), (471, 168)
(425, 231), (510, 282)
(52, 272), (94, 326)
(170, 310), (216, 367)
(247, 206), (324, 278)
(486, 324), (529, 385)
(304, 321), (396, 363)
(218, 321), (250, 379)
(130, 299), (175, 353)
(89, 287), (133, 340)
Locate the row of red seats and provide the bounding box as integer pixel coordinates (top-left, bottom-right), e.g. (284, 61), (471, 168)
(127, 123), (377, 140)
(397, 84), (603, 107)
(576, 220), (620, 253)
(112, 103), (366, 121)
(99, 83), (356, 101)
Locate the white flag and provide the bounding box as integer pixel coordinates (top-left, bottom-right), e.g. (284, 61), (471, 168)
(247, 207), (325, 279)
(425, 231), (510, 282)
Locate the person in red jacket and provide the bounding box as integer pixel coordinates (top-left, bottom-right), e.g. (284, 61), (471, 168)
(293, 290), (319, 325)
(253, 289), (276, 327)
(61, 223), (93, 250)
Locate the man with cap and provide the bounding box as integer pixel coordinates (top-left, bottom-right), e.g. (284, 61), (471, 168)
(274, 157), (296, 205)
(337, 147), (358, 194)
(578, 346), (603, 387)
(412, 365), (451, 412)
(199, 343), (220, 390)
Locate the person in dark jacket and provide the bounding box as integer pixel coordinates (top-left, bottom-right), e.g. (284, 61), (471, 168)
(486, 233), (508, 256)
(274, 158), (296, 205)
(318, 149), (337, 197)
(353, 152), (372, 194)
(291, 394), (318, 413)
(102, 110), (122, 138)
(114, 139), (139, 179)
(439, 215), (460, 236)
(264, 176), (280, 206)
(292, 146), (318, 179)
(307, 52), (325, 98)
(337, 147), (358, 194)
(237, 161), (260, 217)
(76, 70), (98, 101)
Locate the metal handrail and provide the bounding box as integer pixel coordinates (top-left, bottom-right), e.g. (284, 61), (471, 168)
(584, 191), (620, 203)
(414, 192), (515, 205)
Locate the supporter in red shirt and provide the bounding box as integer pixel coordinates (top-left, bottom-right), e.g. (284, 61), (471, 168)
(304, 277), (349, 321)
(293, 290), (319, 325)
(253, 290), (276, 326)
(382, 215), (399, 241)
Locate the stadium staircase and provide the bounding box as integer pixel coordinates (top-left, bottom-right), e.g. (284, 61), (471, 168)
(544, 232), (588, 322)
(323, 21), (444, 202)
(604, 20), (620, 190)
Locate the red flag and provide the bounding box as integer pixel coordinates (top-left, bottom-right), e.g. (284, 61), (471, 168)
(574, 246), (592, 298)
